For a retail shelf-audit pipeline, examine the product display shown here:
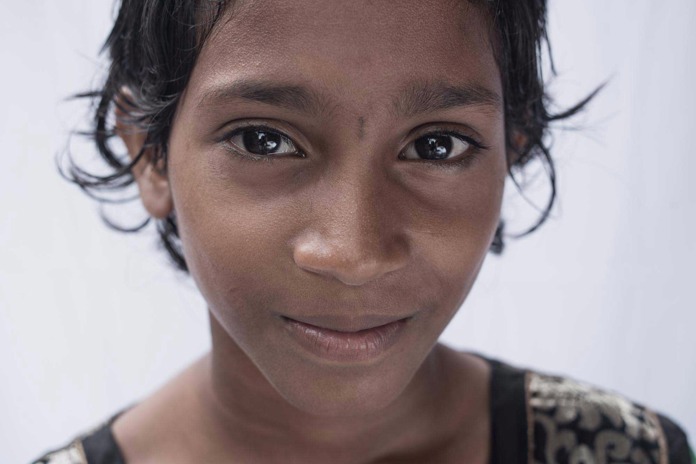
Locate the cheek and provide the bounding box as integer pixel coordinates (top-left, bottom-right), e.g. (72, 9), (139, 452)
(166, 148), (300, 327)
(408, 159), (506, 311)
(405, 154), (506, 263)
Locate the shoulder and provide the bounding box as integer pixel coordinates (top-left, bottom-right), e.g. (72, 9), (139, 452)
(525, 367), (694, 464)
(478, 353), (694, 464)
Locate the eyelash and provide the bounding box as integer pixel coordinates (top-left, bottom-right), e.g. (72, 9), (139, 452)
(220, 124), (488, 168)
(221, 124), (305, 164)
(401, 128), (488, 170)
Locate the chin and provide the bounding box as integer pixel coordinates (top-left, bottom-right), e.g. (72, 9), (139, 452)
(264, 349), (425, 418)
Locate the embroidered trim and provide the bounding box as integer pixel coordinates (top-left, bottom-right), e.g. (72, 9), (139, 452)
(33, 439), (87, 464)
(527, 371), (666, 464)
(525, 370), (535, 464)
(647, 407), (668, 464)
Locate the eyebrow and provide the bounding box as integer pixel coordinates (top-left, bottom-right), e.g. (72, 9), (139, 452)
(196, 78), (502, 118)
(197, 80), (330, 116)
(392, 80), (502, 118)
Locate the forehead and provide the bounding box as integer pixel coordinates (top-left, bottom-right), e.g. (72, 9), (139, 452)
(186, 0), (500, 119)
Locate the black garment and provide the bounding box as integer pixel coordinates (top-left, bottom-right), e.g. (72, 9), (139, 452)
(32, 354), (694, 464)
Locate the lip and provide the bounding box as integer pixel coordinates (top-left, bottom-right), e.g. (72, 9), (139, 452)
(284, 313), (412, 332)
(281, 315), (411, 363)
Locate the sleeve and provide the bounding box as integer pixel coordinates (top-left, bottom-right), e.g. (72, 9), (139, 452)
(657, 413), (695, 464)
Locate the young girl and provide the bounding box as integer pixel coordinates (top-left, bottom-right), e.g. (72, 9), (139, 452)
(34, 0), (694, 463)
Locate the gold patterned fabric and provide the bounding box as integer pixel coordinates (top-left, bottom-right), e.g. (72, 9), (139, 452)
(527, 372), (667, 464)
(33, 440), (87, 464)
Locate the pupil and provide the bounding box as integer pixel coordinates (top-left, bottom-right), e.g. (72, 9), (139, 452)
(243, 130), (281, 155)
(415, 135), (452, 160)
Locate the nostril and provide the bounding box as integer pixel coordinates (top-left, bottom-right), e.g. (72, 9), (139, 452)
(292, 233), (408, 286)
(326, 259), (393, 287)
(298, 257), (400, 286)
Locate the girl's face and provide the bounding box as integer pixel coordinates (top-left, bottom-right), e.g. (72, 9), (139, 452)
(155, 0), (506, 415)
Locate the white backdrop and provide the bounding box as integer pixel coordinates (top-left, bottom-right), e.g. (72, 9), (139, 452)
(1, 1), (694, 462)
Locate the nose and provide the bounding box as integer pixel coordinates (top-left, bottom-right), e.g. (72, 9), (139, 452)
(292, 170), (409, 287)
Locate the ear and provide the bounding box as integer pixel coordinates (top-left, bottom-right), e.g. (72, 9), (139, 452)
(114, 89), (173, 220)
(506, 129), (528, 168)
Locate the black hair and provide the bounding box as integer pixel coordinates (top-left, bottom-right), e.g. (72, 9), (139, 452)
(63, 0), (600, 272)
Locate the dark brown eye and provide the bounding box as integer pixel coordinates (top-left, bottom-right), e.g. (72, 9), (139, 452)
(228, 127), (299, 156)
(400, 132), (474, 162)
(415, 134), (453, 160)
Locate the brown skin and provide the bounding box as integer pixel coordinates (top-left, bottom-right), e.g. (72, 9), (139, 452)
(113, 0), (507, 462)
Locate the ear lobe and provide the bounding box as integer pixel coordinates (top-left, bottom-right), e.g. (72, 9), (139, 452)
(133, 160), (174, 219)
(114, 90), (174, 220)
(507, 130), (529, 168)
